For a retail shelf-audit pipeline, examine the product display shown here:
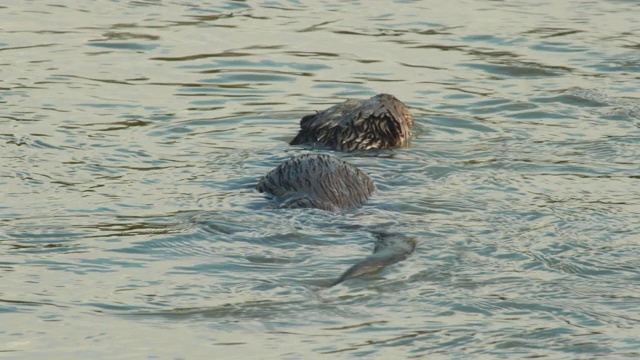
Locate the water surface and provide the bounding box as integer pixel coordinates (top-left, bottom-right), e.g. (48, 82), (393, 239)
(1, 0), (639, 358)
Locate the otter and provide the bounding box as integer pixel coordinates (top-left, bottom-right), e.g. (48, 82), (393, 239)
(258, 94), (415, 286)
(258, 153), (416, 286)
(290, 93), (413, 151)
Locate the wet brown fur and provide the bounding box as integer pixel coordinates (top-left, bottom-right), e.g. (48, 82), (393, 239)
(290, 93), (413, 151)
(257, 154), (375, 212)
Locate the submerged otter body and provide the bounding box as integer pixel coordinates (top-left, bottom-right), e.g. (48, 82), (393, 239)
(258, 154), (416, 286)
(290, 93), (413, 151)
(257, 94), (416, 286)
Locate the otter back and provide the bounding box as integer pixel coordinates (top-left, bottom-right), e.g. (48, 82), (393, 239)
(257, 154), (375, 211)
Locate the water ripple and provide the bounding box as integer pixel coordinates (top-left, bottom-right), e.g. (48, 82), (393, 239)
(2, 0), (640, 358)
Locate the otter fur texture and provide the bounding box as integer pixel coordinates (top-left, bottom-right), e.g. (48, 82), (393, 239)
(290, 93), (413, 151)
(257, 154), (375, 212)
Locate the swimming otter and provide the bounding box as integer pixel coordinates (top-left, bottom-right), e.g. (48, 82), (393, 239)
(290, 93), (413, 151)
(258, 154), (416, 286)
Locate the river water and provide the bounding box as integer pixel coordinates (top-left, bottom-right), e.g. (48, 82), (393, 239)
(2, 0), (639, 358)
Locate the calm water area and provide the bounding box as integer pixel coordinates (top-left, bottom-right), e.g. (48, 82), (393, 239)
(2, 0), (640, 358)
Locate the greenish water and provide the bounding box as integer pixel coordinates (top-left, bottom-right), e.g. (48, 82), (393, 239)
(1, 0), (639, 358)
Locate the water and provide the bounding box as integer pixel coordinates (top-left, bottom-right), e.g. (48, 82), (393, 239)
(2, 0), (639, 358)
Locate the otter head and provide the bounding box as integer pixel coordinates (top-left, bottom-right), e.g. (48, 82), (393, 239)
(291, 93), (413, 152)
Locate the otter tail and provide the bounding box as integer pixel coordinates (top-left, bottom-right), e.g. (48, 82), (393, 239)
(330, 233), (416, 287)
